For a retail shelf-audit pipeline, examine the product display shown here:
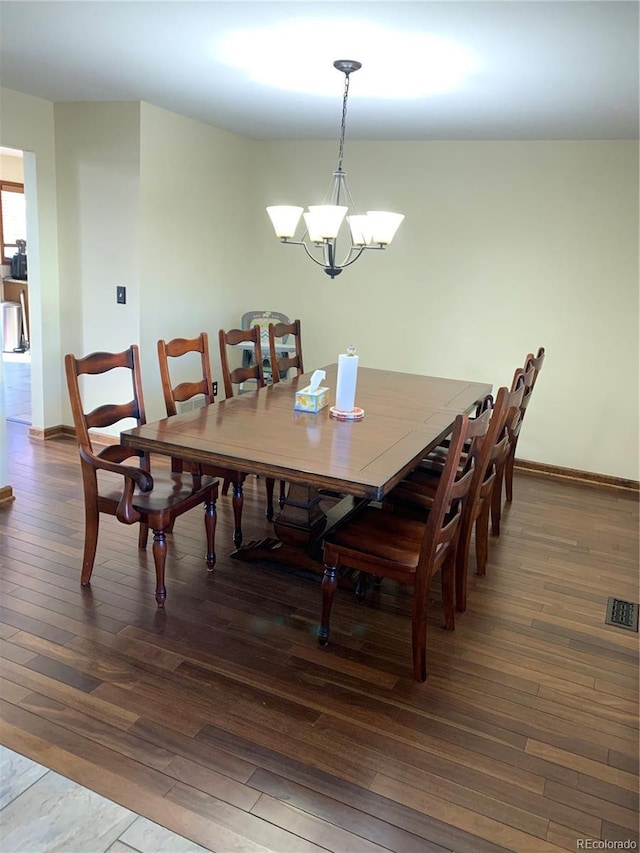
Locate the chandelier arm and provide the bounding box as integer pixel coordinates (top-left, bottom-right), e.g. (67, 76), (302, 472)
(300, 240), (335, 269)
(278, 238), (334, 269)
(335, 245), (366, 269)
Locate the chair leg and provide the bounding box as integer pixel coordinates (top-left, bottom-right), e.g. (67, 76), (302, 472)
(441, 550), (456, 631)
(231, 480), (243, 548)
(204, 497), (217, 571)
(505, 441), (517, 503)
(491, 465), (504, 536)
(80, 508), (99, 586)
(410, 579), (431, 683)
(152, 529), (168, 608)
(319, 561), (339, 645)
(279, 480), (287, 510)
(138, 521), (149, 550)
(475, 501), (490, 577)
(454, 515), (474, 613)
(222, 477), (230, 496)
(355, 571), (370, 602)
(265, 477), (275, 521)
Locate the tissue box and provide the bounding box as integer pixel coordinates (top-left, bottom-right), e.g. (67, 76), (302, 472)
(294, 384), (329, 413)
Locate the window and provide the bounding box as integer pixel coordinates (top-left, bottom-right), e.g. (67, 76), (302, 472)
(0, 181), (26, 264)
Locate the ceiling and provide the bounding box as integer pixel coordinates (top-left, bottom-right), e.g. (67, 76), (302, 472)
(0, 1), (638, 141)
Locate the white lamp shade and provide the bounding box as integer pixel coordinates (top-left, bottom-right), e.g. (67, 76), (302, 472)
(347, 214), (373, 246)
(304, 205), (348, 241)
(367, 211), (405, 245)
(266, 205), (304, 238)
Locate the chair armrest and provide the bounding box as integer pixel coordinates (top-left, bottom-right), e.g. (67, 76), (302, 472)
(98, 444), (145, 464)
(79, 446), (154, 524)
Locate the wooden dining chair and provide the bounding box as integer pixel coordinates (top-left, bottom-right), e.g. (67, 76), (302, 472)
(218, 325), (276, 520)
(157, 331), (246, 547)
(503, 346), (546, 504)
(268, 319), (304, 383)
(384, 390), (509, 614)
(219, 325), (266, 398)
(65, 345), (218, 608)
(321, 411), (485, 682)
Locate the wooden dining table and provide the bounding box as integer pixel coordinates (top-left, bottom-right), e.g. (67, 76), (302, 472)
(120, 364), (491, 572)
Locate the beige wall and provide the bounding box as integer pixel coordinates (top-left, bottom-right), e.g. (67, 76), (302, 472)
(0, 151), (23, 181)
(252, 140), (639, 479)
(138, 103), (257, 421)
(1, 86), (638, 481)
(54, 101), (142, 419)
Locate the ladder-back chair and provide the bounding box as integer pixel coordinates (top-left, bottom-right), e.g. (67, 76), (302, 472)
(65, 345), (218, 607)
(157, 331), (246, 547)
(321, 411), (485, 682)
(268, 319), (304, 383)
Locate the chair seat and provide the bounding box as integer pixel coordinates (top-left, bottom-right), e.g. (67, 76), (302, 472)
(99, 472), (218, 514)
(325, 506), (428, 576)
(393, 450), (471, 508)
(390, 469), (439, 507)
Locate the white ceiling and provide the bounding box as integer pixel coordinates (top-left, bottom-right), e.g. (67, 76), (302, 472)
(0, 0), (638, 141)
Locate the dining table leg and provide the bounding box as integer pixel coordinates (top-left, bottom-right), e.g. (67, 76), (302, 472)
(273, 483), (327, 547)
(230, 482), (365, 579)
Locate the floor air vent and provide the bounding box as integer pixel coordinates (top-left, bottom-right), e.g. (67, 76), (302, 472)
(605, 597), (639, 632)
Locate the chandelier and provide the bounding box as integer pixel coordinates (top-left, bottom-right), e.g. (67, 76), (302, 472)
(266, 60), (405, 279)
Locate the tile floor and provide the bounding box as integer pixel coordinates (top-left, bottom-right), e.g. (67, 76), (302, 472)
(0, 744), (213, 852)
(2, 350), (31, 424)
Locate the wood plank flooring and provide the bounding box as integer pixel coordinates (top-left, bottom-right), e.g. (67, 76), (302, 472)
(1, 420), (638, 852)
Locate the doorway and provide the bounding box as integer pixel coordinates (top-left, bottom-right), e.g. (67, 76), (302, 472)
(1, 146), (31, 426)
(2, 350), (30, 424)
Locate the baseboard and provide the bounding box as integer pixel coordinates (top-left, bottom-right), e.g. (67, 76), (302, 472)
(28, 425), (75, 441)
(28, 425), (120, 446)
(515, 458), (639, 496)
(0, 485), (15, 505)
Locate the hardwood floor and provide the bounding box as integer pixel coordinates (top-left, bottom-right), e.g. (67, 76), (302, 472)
(1, 419), (638, 852)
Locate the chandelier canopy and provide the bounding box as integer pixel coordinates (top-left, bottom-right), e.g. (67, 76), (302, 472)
(266, 60), (405, 279)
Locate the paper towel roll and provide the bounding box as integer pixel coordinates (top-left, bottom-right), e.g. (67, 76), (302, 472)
(335, 347), (359, 412)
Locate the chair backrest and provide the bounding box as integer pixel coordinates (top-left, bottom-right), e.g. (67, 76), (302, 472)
(268, 319), (304, 383)
(64, 346), (149, 489)
(455, 393), (504, 515)
(417, 408), (489, 578)
(219, 325), (266, 399)
(474, 387), (512, 503)
(510, 357), (537, 435)
(157, 332), (215, 417)
(500, 371), (526, 455)
(525, 346), (545, 390)
(65, 346), (146, 454)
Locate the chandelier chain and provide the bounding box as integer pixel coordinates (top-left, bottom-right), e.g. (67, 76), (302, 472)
(337, 71), (351, 173)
